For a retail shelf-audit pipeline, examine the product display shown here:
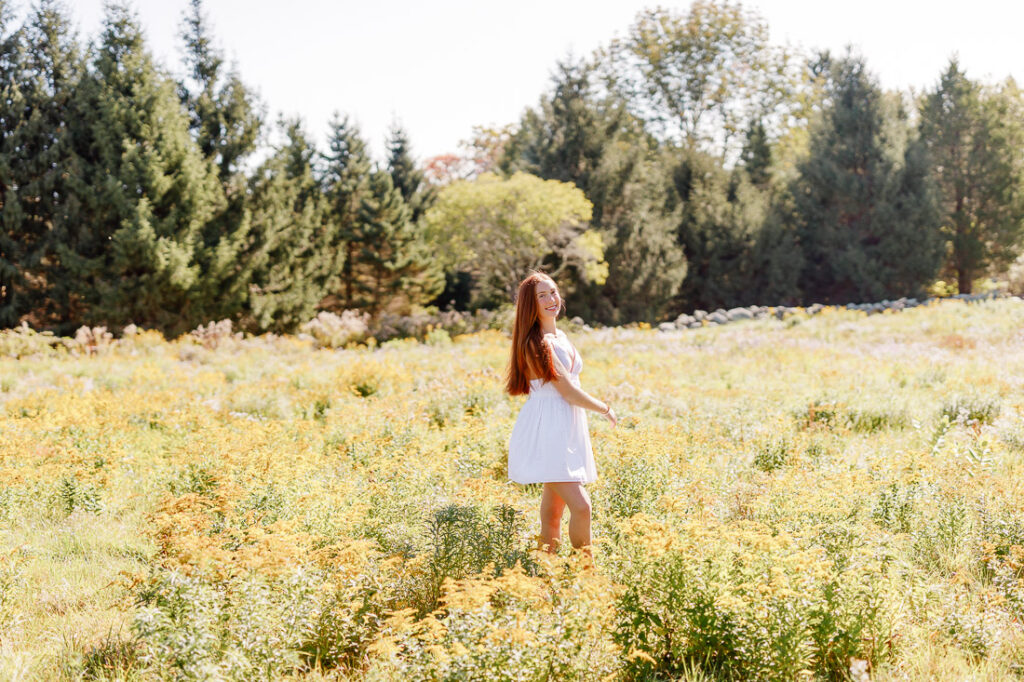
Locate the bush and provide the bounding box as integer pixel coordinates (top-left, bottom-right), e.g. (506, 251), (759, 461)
(301, 310), (370, 349)
(753, 439), (791, 473)
(418, 504), (536, 616)
(0, 322), (63, 358)
(613, 519), (895, 680)
(188, 319), (242, 350)
(940, 396), (1001, 426)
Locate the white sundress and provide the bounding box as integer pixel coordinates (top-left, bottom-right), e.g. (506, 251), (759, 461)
(508, 330), (598, 485)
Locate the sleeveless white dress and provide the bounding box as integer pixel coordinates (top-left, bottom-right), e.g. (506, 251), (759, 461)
(508, 330), (598, 484)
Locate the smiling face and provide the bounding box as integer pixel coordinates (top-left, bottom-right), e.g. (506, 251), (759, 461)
(534, 277), (561, 322)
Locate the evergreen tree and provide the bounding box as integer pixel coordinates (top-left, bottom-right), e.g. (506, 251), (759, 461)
(243, 118), (336, 332)
(740, 119), (772, 187)
(178, 0), (260, 182)
(672, 148), (799, 310)
(177, 0), (262, 321)
(58, 3), (226, 335)
(0, 0), (85, 329)
(0, 1), (29, 326)
(321, 113), (371, 310)
(385, 121), (434, 223)
(503, 56), (687, 323)
(792, 54), (942, 303)
(356, 170), (441, 315)
(919, 60), (1024, 292)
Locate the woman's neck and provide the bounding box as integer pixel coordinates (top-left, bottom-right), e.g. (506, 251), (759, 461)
(539, 318), (557, 335)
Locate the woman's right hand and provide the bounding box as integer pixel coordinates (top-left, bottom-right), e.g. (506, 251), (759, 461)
(603, 406), (618, 428)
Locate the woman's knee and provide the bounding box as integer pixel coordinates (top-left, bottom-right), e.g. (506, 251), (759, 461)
(563, 489), (591, 516)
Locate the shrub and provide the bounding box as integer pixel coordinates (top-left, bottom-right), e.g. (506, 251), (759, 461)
(301, 310), (370, 349)
(188, 319), (242, 350)
(132, 569), (320, 680)
(940, 396), (1001, 426)
(604, 458), (667, 518)
(753, 439), (791, 473)
(418, 504), (536, 616)
(613, 519), (895, 680)
(55, 476), (103, 516)
(0, 322), (62, 358)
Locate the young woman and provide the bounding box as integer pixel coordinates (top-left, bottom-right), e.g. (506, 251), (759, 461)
(505, 272), (617, 553)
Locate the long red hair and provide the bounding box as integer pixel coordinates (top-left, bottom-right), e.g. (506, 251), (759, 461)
(505, 272), (560, 395)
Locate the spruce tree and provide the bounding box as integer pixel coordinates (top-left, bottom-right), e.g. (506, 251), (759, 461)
(243, 118), (336, 332)
(0, 1), (28, 326)
(177, 0), (261, 321)
(59, 3), (226, 334)
(321, 114), (371, 310)
(356, 170), (442, 315)
(385, 121), (434, 223)
(0, 0), (85, 329)
(919, 60), (1024, 292)
(792, 54), (942, 303)
(178, 0), (260, 181)
(502, 56), (687, 323)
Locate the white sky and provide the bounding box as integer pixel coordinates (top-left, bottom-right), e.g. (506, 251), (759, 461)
(60, 0), (1024, 164)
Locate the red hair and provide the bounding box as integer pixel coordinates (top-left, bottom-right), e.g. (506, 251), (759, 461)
(505, 272), (560, 395)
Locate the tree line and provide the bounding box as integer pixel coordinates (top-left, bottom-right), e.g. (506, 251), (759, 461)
(2, 0), (1023, 335)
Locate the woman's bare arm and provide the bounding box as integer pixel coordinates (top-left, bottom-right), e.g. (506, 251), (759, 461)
(543, 336), (616, 424)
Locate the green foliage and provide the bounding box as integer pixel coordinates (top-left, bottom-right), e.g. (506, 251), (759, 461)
(606, 1), (799, 157)
(386, 121), (435, 223)
(133, 569), (321, 679)
(792, 52), (944, 304)
(0, 0), (84, 329)
(674, 148), (801, 309)
(872, 481), (919, 534)
(940, 396), (1001, 425)
(753, 438), (791, 472)
(57, 3), (233, 336)
(614, 538), (893, 680)
(423, 172), (602, 305)
(419, 504), (536, 615)
(243, 119), (336, 333)
(919, 60), (1024, 293)
(503, 57), (687, 323)
(55, 475), (102, 516)
(603, 457), (667, 518)
(321, 114), (372, 311)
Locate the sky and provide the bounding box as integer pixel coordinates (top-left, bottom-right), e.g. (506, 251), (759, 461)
(61, 0), (1024, 163)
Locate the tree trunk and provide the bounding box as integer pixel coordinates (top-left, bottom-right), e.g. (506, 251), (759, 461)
(958, 267), (971, 294)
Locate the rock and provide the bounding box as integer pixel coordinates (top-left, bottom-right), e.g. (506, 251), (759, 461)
(658, 322), (676, 332)
(675, 314), (695, 326)
(688, 321), (703, 329)
(807, 303), (823, 315)
(693, 310), (708, 321)
(707, 311), (729, 325)
(727, 307), (753, 321)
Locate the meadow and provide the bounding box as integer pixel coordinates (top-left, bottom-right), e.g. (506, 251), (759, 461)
(2, 299), (1024, 680)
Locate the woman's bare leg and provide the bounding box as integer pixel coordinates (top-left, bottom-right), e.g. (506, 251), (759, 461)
(539, 483), (566, 552)
(546, 482), (592, 550)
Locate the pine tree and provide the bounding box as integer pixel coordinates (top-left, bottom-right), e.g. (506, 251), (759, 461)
(0, 0), (85, 329)
(58, 3), (226, 335)
(740, 119), (772, 187)
(356, 170), (442, 315)
(321, 114), (371, 310)
(243, 118), (336, 332)
(919, 60), (1024, 292)
(386, 121), (434, 223)
(178, 0), (260, 182)
(0, 0), (29, 326)
(177, 0), (261, 321)
(792, 54), (942, 303)
(502, 56), (687, 323)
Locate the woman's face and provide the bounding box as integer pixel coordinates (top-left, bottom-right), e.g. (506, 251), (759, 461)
(534, 279), (561, 321)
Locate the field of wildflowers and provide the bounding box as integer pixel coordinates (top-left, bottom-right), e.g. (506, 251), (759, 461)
(2, 299), (1024, 680)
